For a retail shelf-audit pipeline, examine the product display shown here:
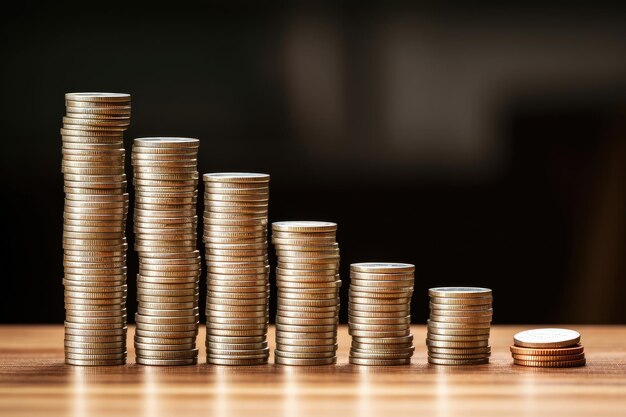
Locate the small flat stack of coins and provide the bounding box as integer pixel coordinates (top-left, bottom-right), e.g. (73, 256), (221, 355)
(511, 328), (586, 368)
(426, 287), (493, 365)
(203, 173), (270, 366)
(62, 92), (131, 366)
(132, 137), (200, 366)
(348, 263), (415, 365)
(272, 221), (341, 366)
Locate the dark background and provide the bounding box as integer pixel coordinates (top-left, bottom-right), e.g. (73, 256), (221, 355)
(1, 2), (625, 324)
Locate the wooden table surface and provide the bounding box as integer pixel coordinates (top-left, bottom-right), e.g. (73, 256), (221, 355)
(0, 325), (625, 417)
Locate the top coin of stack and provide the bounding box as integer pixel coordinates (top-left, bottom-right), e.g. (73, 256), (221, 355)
(426, 287), (493, 365)
(348, 263), (415, 366)
(203, 173), (270, 366)
(62, 92), (131, 366)
(511, 328), (586, 367)
(132, 137), (201, 366)
(272, 221), (341, 366)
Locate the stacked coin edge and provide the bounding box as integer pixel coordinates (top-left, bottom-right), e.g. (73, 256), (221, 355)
(132, 137), (201, 366)
(62, 92), (131, 366)
(204, 173), (271, 365)
(273, 221), (341, 366)
(426, 287), (493, 365)
(348, 263), (415, 366)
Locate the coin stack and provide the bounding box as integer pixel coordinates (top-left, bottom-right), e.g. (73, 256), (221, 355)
(272, 221), (341, 366)
(511, 328), (586, 367)
(203, 173), (271, 365)
(426, 287), (493, 365)
(62, 92), (131, 366)
(132, 137), (201, 366)
(348, 263), (415, 365)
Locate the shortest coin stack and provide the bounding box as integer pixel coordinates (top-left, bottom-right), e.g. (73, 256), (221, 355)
(427, 287), (493, 365)
(511, 328), (586, 368)
(349, 263), (415, 366)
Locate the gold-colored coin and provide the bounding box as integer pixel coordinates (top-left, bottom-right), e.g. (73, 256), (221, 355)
(509, 344), (584, 356)
(513, 358), (586, 367)
(512, 353), (585, 362)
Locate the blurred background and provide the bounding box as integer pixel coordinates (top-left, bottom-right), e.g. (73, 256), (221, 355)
(1, 1), (625, 324)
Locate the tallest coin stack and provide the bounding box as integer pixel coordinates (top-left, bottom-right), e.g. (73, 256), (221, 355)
(62, 92), (131, 366)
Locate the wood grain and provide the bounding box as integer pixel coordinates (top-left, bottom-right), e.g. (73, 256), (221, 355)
(0, 325), (625, 417)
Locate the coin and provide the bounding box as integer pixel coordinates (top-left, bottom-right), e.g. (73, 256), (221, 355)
(512, 353), (585, 362)
(350, 263), (415, 274)
(426, 346), (491, 355)
(277, 344), (337, 353)
(509, 344), (584, 356)
(428, 287), (492, 298)
(349, 358), (410, 366)
(274, 350), (335, 359)
(136, 357), (198, 366)
(426, 333), (490, 341)
(272, 221), (336, 233)
(428, 357), (489, 365)
(274, 356), (336, 366)
(513, 328), (581, 348)
(427, 327), (490, 336)
(429, 296), (492, 306)
(65, 358), (126, 366)
(513, 358), (586, 368)
(427, 320), (491, 329)
(208, 357), (268, 366)
(428, 352), (490, 360)
(429, 314), (492, 324)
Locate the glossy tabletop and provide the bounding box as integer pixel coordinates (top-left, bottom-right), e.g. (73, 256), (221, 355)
(0, 325), (625, 417)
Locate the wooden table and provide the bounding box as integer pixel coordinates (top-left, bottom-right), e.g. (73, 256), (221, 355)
(0, 325), (625, 417)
